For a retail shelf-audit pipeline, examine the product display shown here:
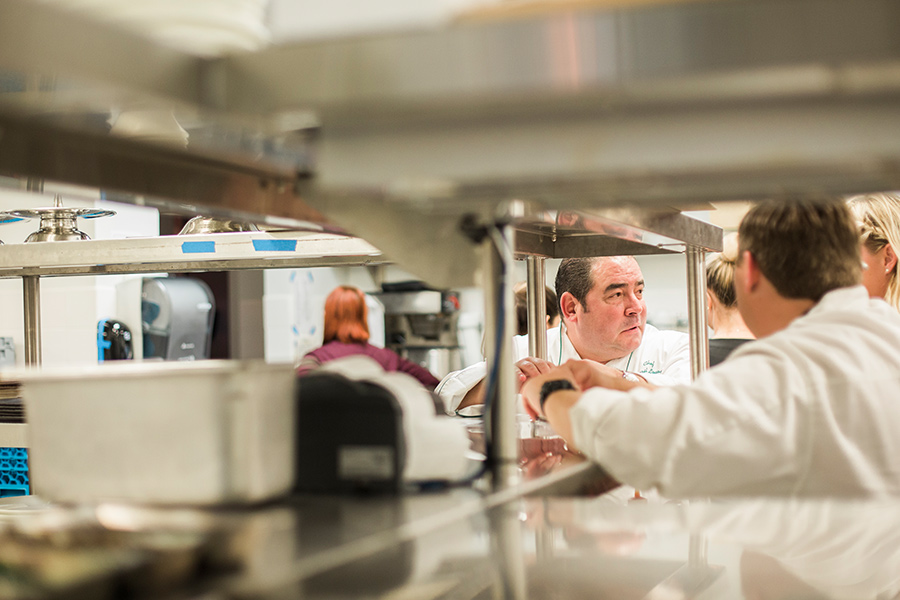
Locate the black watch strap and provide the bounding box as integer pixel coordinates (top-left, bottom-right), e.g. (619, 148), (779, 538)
(539, 379), (576, 412)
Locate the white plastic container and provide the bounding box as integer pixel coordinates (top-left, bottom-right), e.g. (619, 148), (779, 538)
(18, 360), (295, 506)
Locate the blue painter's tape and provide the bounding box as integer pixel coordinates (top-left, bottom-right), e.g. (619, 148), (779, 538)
(181, 241), (216, 254)
(252, 239), (296, 252)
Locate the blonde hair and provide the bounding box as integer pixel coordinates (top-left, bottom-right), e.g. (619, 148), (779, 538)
(848, 192), (900, 310)
(706, 233), (740, 308)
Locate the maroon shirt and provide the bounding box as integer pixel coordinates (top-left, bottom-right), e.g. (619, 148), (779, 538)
(298, 341), (440, 389)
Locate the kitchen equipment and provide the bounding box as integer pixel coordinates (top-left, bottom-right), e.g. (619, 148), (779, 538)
(294, 356), (475, 493)
(18, 360), (296, 505)
(373, 285), (463, 379)
(178, 216), (259, 235)
(142, 277), (215, 361)
(9, 195), (115, 242)
(97, 319), (134, 361)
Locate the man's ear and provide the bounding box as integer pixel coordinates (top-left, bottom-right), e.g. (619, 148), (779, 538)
(559, 292), (580, 322)
(741, 250), (762, 292)
(884, 243), (897, 274)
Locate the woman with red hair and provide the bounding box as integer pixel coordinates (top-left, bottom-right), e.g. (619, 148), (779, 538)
(297, 286), (440, 389)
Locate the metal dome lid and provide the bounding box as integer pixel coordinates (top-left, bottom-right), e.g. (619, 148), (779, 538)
(9, 195), (116, 221)
(9, 196), (116, 243)
(178, 216), (259, 235)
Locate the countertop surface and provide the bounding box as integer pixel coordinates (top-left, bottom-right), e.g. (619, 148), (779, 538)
(3, 456), (900, 599)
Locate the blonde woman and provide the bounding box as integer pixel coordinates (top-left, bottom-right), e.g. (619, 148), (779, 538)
(848, 192), (900, 311)
(706, 233), (755, 366)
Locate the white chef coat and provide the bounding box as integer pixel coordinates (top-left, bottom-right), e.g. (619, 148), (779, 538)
(570, 286), (900, 498)
(436, 322), (690, 413)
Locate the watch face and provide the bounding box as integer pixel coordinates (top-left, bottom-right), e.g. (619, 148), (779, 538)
(623, 371), (640, 383)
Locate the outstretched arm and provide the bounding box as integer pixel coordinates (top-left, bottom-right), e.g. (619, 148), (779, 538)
(520, 360), (653, 449)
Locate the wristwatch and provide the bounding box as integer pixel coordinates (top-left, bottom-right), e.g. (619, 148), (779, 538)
(539, 379), (576, 413)
(622, 371), (641, 383)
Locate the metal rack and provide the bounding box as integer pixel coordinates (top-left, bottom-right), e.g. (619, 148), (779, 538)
(0, 0), (897, 289)
(0, 230), (384, 277)
(0, 230), (385, 364)
(0, 229), (387, 447)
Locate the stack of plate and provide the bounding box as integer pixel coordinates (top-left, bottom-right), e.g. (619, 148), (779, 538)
(0, 382), (20, 401)
(0, 400), (24, 424)
(33, 0), (271, 57)
(0, 383), (24, 424)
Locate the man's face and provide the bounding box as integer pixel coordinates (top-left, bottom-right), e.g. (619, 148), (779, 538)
(571, 257), (647, 362)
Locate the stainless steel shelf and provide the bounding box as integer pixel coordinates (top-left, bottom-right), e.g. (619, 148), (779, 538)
(7, 0), (888, 284)
(3, 0), (900, 223)
(513, 207), (722, 258)
(0, 231), (386, 278)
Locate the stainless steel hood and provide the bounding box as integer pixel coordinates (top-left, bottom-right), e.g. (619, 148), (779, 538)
(2, 0), (899, 285)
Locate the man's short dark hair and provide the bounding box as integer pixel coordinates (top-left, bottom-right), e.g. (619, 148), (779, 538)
(555, 257), (600, 309)
(738, 197), (861, 301)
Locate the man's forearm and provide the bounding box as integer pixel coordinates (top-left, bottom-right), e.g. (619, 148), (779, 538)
(457, 379), (485, 410)
(542, 390), (581, 452)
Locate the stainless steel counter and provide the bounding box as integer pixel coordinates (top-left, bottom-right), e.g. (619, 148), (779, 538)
(4, 455), (900, 599)
(286, 493), (900, 600)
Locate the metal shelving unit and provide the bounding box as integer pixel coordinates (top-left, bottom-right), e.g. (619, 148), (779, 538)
(1, 0), (898, 287)
(0, 230), (384, 277)
(0, 229), (388, 447)
(0, 229), (385, 364)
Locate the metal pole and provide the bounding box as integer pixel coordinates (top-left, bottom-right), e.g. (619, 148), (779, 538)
(23, 276), (42, 366)
(490, 505), (529, 600)
(688, 533), (708, 569)
(685, 246), (708, 380)
(525, 256), (547, 361)
(685, 245), (710, 575)
(483, 223), (520, 490)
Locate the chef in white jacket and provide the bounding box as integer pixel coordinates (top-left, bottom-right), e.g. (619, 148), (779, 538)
(437, 256), (690, 413)
(522, 198), (900, 497)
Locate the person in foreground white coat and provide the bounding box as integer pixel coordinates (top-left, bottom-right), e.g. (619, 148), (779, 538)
(437, 256), (690, 413)
(522, 198), (900, 497)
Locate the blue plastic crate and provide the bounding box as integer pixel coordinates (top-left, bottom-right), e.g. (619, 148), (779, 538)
(0, 447), (29, 498)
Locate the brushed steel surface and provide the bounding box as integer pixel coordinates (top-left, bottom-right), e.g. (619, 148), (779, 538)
(526, 257), (548, 360)
(686, 245), (709, 380)
(19, 360), (296, 505)
(178, 216), (260, 235)
(2, 0), (899, 230)
(0, 231), (384, 278)
(22, 276), (40, 366)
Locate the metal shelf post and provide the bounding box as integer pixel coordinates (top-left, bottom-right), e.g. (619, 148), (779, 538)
(23, 276), (41, 366)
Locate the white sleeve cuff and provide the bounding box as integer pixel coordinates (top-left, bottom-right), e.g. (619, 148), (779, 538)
(435, 362), (487, 413)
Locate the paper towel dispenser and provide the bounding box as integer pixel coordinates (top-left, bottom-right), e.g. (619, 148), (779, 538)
(141, 277), (215, 361)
